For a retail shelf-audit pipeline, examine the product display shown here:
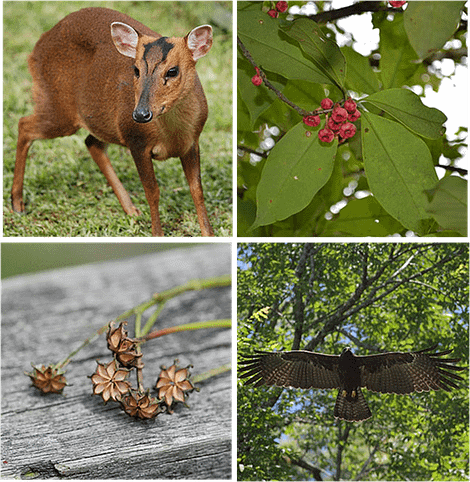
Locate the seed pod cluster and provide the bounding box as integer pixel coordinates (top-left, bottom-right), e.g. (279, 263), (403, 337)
(90, 321), (196, 419)
(26, 320), (198, 420)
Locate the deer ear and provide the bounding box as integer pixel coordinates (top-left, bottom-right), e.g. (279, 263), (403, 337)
(186, 25), (213, 61)
(111, 22), (139, 59)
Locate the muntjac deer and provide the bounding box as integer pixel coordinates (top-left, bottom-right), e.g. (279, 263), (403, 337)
(11, 7), (214, 236)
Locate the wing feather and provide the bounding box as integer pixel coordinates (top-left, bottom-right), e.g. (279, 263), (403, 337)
(239, 350), (341, 390)
(358, 345), (466, 394)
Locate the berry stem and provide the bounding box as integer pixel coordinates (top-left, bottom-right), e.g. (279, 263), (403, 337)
(238, 36), (347, 117)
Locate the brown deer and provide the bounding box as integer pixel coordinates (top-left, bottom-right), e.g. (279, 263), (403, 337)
(11, 7), (215, 236)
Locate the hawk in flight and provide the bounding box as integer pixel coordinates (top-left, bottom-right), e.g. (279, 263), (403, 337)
(239, 345), (466, 422)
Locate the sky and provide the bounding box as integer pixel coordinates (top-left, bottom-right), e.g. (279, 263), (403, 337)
(287, 0), (468, 175)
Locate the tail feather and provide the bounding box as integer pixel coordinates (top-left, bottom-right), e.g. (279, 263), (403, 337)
(334, 388), (372, 422)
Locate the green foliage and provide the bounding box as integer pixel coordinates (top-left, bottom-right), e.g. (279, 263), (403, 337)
(425, 176), (467, 236)
(281, 18), (346, 89)
(237, 2), (467, 237)
(253, 125), (337, 229)
(404, 2), (466, 60)
(237, 243), (469, 481)
(362, 89), (447, 139)
(361, 111), (438, 233)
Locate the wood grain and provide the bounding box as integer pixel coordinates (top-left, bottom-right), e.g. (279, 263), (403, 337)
(1, 244), (232, 479)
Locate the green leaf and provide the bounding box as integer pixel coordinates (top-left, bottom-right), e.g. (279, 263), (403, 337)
(323, 196), (404, 236)
(361, 112), (438, 234)
(282, 80), (326, 112)
(404, 2), (465, 60)
(237, 54), (283, 130)
(362, 88), (447, 139)
(340, 46), (380, 95)
(425, 176), (467, 236)
(237, 86), (251, 131)
(252, 123), (337, 229)
(238, 197), (266, 237)
(378, 14), (420, 89)
(281, 17), (346, 89)
(238, 11), (332, 84)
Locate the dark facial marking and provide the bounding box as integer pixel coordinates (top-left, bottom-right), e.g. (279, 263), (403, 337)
(143, 37), (175, 64)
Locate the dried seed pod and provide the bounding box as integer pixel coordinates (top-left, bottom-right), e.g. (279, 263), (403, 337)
(90, 359), (131, 404)
(121, 389), (163, 419)
(106, 321), (130, 352)
(155, 361), (196, 413)
(106, 320), (142, 368)
(26, 364), (67, 394)
(115, 348), (143, 369)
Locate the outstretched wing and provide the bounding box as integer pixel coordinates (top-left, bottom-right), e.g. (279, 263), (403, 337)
(358, 345), (466, 394)
(239, 350), (342, 389)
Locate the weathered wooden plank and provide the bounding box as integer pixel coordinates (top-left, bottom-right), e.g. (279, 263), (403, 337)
(1, 244), (232, 479)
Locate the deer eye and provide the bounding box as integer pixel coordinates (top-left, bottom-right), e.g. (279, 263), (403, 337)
(166, 67), (179, 78)
(133, 66), (140, 78)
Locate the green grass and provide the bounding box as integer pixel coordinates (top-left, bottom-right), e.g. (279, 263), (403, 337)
(3, 1), (232, 237)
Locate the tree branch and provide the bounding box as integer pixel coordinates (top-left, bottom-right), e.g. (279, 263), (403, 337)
(368, 46), (468, 69)
(237, 36), (336, 117)
(308, 1), (388, 24)
(436, 164), (468, 176)
(237, 145), (268, 159)
(286, 456), (323, 481)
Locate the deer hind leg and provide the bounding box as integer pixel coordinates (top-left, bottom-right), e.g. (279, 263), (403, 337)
(12, 113), (80, 212)
(180, 144), (214, 236)
(85, 135), (141, 216)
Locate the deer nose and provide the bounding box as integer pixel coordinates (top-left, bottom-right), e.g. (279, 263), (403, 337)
(133, 107), (153, 123)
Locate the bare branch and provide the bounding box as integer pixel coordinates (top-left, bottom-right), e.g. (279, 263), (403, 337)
(308, 1), (388, 24)
(237, 145), (268, 159)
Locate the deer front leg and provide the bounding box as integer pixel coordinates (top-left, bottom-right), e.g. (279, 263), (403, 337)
(180, 144), (214, 237)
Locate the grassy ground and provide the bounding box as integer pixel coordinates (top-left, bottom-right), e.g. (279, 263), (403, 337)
(3, 1), (232, 237)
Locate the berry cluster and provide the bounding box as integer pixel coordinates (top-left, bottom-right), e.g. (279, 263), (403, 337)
(303, 97), (361, 143)
(389, 1), (406, 7)
(268, 1), (288, 18)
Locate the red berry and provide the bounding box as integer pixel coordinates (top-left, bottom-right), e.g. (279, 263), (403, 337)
(318, 128), (335, 143)
(276, 1), (289, 12)
(327, 117), (342, 132)
(331, 106), (348, 123)
(303, 115), (320, 127)
(344, 98), (357, 113)
(251, 75), (262, 86)
(320, 98), (334, 110)
(339, 122), (357, 139)
(348, 110), (361, 122)
(268, 9), (278, 18)
(389, 1), (406, 7)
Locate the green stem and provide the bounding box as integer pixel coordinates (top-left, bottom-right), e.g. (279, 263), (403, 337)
(135, 312), (142, 338)
(56, 323), (109, 369)
(192, 363), (231, 383)
(140, 275), (231, 336)
(134, 312), (144, 390)
(136, 319), (231, 343)
(136, 356), (145, 392)
(52, 275), (230, 369)
(118, 275), (230, 320)
(141, 301), (167, 337)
